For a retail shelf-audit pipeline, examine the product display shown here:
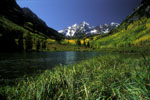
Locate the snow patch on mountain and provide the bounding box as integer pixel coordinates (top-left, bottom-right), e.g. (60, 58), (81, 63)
(59, 21), (119, 37)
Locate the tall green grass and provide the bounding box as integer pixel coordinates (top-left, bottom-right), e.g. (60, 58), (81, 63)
(0, 55), (150, 100)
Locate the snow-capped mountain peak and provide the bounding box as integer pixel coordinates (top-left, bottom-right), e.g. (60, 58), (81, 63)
(81, 21), (90, 25)
(72, 24), (78, 27)
(59, 22), (119, 37)
(110, 22), (120, 26)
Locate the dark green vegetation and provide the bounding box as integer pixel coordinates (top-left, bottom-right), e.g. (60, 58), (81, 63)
(0, 0), (63, 52)
(46, 43), (91, 51)
(0, 51), (101, 84)
(0, 0), (150, 100)
(0, 55), (150, 100)
(89, 17), (150, 49)
(0, 17), (48, 52)
(62, 0), (150, 52)
(86, 0), (150, 50)
(0, 0), (90, 52)
(1, 0), (149, 52)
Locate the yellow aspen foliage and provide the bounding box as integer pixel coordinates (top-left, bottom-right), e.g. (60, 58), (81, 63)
(146, 24), (150, 28)
(112, 32), (120, 38)
(85, 38), (90, 42)
(60, 39), (69, 44)
(47, 39), (56, 43)
(136, 20), (142, 25)
(93, 36), (97, 40)
(68, 40), (76, 44)
(127, 24), (134, 30)
(146, 18), (150, 23)
(80, 40), (84, 45)
(121, 29), (125, 32)
(133, 35), (150, 45)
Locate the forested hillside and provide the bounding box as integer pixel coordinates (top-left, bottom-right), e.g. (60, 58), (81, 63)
(0, 0), (63, 52)
(89, 0), (150, 49)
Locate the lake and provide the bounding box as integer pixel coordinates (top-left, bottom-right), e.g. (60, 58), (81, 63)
(0, 51), (105, 81)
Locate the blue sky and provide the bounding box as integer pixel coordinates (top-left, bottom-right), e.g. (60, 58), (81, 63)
(16, 0), (141, 30)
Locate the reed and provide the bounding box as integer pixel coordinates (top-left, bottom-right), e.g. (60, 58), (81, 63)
(0, 55), (150, 100)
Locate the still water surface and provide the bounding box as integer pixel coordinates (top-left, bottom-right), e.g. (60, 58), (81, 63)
(0, 51), (104, 80)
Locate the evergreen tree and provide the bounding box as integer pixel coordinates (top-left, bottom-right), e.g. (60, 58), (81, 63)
(36, 40), (40, 51)
(83, 39), (86, 47)
(25, 33), (33, 51)
(77, 39), (81, 46)
(18, 33), (24, 51)
(87, 41), (90, 48)
(42, 40), (47, 49)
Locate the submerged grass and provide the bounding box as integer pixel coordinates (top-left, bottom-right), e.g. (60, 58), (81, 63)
(0, 55), (150, 100)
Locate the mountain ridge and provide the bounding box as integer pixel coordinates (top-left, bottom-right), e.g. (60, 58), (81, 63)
(0, 0), (63, 40)
(59, 21), (119, 37)
(89, 0), (150, 49)
(118, 0), (150, 30)
(0, 0), (64, 52)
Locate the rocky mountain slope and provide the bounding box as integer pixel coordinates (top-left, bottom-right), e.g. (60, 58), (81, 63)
(0, 0), (63, 52)
(59, 21), (119, 37)
(116, 0), (150, 31)
(90, 0), (150, 49)
(0, 0), (63, 40)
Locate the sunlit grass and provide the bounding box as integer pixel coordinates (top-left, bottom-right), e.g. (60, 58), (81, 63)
(90, 17), (150, 49)
(0, 55), (150, 100)
(46, 43), (92, 51)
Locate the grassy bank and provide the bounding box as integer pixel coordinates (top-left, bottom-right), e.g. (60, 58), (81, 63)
(93, 47), (150, 54)
(46, 43), (92, 52)
(0, 55), (150, 100)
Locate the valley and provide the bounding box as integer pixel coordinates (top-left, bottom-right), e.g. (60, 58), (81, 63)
(0, 0), (150, 99)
